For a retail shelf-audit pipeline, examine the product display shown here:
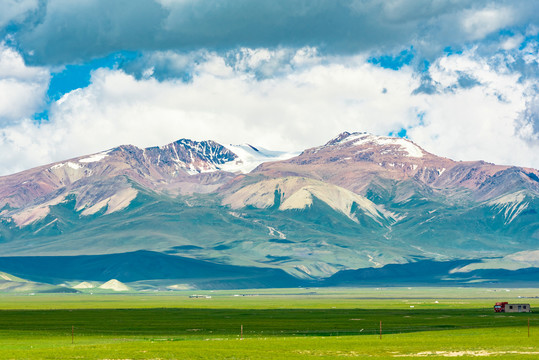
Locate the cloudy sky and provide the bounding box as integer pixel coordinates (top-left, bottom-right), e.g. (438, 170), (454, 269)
(0, 0), (538, 174)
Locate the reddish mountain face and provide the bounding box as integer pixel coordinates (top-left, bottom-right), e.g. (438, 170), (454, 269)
(253, 132), (539, 201)
(0, 139), (239, 211)
(2, 132), (538, 227)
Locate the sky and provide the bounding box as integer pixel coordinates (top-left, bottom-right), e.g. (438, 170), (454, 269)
(0, 0), (538, 175)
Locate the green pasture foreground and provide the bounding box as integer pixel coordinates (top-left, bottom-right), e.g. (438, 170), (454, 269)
(0, 288), (538, 359)
(0, 328), (538, 359)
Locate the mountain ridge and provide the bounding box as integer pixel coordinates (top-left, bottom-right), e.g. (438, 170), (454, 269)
(253, 132), (539, 202)
(0, 131), (537, 288)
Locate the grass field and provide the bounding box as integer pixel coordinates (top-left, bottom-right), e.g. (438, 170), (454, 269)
(1, 287), (538, 359)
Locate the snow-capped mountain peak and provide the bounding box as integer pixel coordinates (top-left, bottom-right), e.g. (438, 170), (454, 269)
(145, 139), (296, 175)
(325, 131), (424, 158)
(220, 144), (299, 173)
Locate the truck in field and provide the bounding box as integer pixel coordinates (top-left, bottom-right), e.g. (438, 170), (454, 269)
(494, 302), (531, 312)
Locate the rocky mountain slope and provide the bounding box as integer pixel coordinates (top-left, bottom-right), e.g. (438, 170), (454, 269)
(254, 132), (539, 201)
(0, 139), (294, 227)
(0, 132), (537, 289)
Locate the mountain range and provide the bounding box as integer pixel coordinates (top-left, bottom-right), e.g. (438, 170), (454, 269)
(0, 131), (537, 290)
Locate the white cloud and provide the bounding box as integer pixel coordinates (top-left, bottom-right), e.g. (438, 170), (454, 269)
(0, 46), (538, 175)
(0, 0), (39, 28)
(0, 43), (49, 123)
(500, 34), (524, 51)
(461, 7), (517, 41)
(0, 49), (422, 174)
(521, 40), (539, 66)
(49, 55), (417, 154)
(410, 50), (539, 168)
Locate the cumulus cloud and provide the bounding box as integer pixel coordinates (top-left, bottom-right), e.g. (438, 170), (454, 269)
(0, 0), (39, 28)
(460, 6), (517, 41)
(0, 42), (49, 123)
(0, 48), (420, 174)
(409, 49), (539, 168)
(124, 47), (322, 81)
(8, 0), (539, 66)
(0, 45), (538, 175)
(517, 93), (539, 144)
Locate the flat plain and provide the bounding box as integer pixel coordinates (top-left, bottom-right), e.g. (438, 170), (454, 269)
(0, 287), (538, 359)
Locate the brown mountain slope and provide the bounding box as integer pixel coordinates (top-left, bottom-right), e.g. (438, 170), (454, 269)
(252, 132), (539, 201)
(0, 139), (239, 226)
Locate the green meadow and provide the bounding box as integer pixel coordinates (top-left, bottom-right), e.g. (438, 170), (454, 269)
(0, 287), (538, 359)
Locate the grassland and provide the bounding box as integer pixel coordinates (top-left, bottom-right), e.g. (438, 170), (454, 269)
(1, 287), (538, 359)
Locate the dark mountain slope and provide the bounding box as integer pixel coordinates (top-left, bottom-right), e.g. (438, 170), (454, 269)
(0, 250), (303, 289)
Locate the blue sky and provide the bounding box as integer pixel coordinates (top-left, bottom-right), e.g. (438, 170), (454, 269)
(0, 0), (538, 174)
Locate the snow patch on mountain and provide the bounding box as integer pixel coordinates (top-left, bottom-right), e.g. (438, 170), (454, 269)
(138, 139), (294, 175)
(79, 151), (110, 163)
(143, 139), (238, 175)
(67, 162), (82, 170)
(327, 132), (424, 158)
(369, 137), (424, 158)
(50, 161), (82, 170)
(221, 144), (298, 173)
